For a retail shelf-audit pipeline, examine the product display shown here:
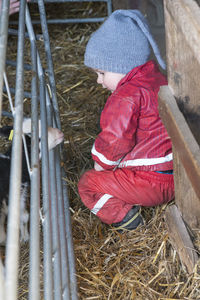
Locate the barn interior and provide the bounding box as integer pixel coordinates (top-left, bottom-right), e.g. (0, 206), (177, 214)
(1, 0), (200, 299)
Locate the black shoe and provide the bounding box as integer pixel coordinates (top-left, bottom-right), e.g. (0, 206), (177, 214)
(112, 206), (144, 232)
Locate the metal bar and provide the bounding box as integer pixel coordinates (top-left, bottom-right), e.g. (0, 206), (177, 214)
(22, 133), (32, 176)
(30, 17), (106, 24)
(25, 7), (48, 90)
(38, 1), (78, 297)
(3, 72), (15, 114)
(28, 40), (41, 300)
(25, 9), (64, 298)
(2, 111), (13, 118)
(0, 0), (10, 121)
(62, 168), (78, 300)
(55, 151), (74, 300)
(0, 258), (5, 300)
(49, 149), (63, 300)
(31, 0), (109, 2)
(106, 0), (112, 15)
(46, 89), (63, 299)
(37, 0), (61, 129)
(39, 72), (54, 300)
(4, 86), (31, 98)
(8, 0), (113, 26)
(1, 2), (80, 299)
(8, 28), (43, 40)
(6, 60), (32, 71)
(5, 0), (26, 299)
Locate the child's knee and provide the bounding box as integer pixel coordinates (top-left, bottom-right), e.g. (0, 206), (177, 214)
(78, 169), (96, 188)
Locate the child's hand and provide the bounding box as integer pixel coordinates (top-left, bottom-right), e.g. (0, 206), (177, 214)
(0, 0), (30, 16)
(9, 0), (20, 15)
(94, 162), (104, 171)
(0, 0), (19, 15)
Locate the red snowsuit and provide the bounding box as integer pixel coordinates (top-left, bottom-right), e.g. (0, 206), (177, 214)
(78, 61), (174, 224)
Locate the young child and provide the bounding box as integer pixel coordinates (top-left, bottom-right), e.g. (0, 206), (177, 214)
(78, 9), (174, 232)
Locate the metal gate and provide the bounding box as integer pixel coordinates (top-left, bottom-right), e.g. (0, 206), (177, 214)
(0, 0), (81, 299)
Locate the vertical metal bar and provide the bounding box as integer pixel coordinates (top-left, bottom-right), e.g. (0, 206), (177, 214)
(0, 0), (10, 121)
(46, 94), (63, 299)
(37, 2), (78, 297)
(0, 258), (5, 300)
(62, 168), (78, 300)
(3, 72), (15, 115)
(28, 40), (41, 300)
(25, 10), (59, 298)
(39, 73), (54, 300)
(37, 0), (61, 129)
(107, 0), (112, 15)
(55, 151), (73, 300)
(48, 149), (63, 300)
(5, 0), (26, 299)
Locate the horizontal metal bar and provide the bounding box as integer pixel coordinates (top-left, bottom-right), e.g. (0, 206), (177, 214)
(31, 0), (109, 2)
(3, 86), (31, 98)
(2, 110), (13, 118)
(8, 28), (43, 40)
(6, 60), (32, 70)
(29, 17), (106, 24)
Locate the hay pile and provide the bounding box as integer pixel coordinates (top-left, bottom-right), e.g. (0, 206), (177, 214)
(3, 1), (200, 299)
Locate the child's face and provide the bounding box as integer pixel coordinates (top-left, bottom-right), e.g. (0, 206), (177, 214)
(94, 69), (125, 92)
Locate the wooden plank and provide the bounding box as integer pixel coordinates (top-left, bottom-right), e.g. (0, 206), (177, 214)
(158, 85), (200, 200)
(165, 0), (200, 65)
(173, 150), (200, 228)
(159, 86), (200, 228)
(165, 204), (199, 274)
(164, 0), (200, 106)
(163, 0), (200, 229)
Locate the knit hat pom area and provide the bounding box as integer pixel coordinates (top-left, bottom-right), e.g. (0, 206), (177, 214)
(84, 9), (166, 74)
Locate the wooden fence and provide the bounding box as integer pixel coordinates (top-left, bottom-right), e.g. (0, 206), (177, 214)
(158, 0), (200, 273)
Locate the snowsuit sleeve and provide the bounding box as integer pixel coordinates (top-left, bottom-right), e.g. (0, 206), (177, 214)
(91, 92), (140, 170)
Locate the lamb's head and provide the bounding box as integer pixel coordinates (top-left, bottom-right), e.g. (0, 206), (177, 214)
(47, 127), (64, 150)
(22, 118), (64, 150)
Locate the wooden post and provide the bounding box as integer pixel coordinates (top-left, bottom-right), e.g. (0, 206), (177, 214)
(163, 0), (200, 230)
(157, 0), (200, 272)
(165, 205), (198, 274)
(158, 86), (200, 228)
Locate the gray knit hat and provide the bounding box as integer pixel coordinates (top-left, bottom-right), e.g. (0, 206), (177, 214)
(84, 9), (166, 74)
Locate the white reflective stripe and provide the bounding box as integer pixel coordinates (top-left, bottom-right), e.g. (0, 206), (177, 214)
(92, 144), (173, 167)
(119, 153), (173, 168)
(91, 144), (121, 166)
(91, 194), (113, 215)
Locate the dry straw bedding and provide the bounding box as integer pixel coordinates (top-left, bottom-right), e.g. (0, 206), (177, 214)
(2, 2), (200, 299)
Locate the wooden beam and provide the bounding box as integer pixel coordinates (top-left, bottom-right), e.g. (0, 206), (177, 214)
(165, 205), (199, 273)
(158, 85), (200, 200)
(165, 0), (200, 65)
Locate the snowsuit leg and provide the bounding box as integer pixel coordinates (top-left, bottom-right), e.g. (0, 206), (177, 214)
(78, 168), (174, 224)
